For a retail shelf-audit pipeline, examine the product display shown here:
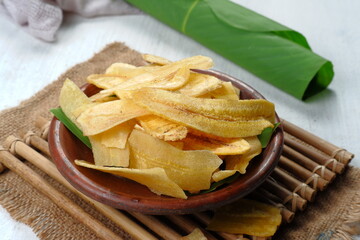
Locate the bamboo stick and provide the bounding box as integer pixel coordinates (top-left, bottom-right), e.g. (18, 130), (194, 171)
(250, 189), (295, 224)
(271, 167), (316, 202)
(0, 149), (123, 240)
(192, 212), (240, 240)
(4, 135), (156, 240)
(281, 119), (354, 165)
(282, 145), (336, 182)
(166, 214), (218, 240)
(35, 116), (50, 139)
(262, 179), (307, 212)
(284, 133), (345, 174)
(278, 156), (328, 191)
(23, 131), (51, 157)
(128, 212), (182, 240)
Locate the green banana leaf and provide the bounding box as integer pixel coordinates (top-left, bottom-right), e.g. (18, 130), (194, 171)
(126, 0), (334, 100)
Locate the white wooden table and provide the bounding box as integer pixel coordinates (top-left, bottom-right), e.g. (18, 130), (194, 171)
(1, 1), (359, 239)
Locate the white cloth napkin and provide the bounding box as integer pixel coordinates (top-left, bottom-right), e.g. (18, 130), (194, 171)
(1, 0), (140, 42)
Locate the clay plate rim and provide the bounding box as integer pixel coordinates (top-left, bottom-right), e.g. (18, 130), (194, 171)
(48, 69), (284, 215)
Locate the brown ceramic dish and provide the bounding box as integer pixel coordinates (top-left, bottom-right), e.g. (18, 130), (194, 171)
(48, 69), (284, 215)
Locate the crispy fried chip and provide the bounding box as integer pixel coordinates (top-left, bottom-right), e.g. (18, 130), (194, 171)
(89, 135), (130, 167)
(96, 120), (136, 149)
(182, 133), (250, 155)
(87, 74), (127, 89)
(102, 66), (189, 92)
(75, 160), (187, 199)
(128, 129), (222, 192)
(76, 99), (149, 136)
(101, 56), (212, 95)
(59, 79), (92, 126)
(105, 62), (137, 75)
(137, 115), (188, 141)
(124, 88), (275, 138)
(207, 199), (282, 237)
(166, 141), (184, 149)
(212, 170), (237, 182)
(199, 81), (239, 100)
(225, 136), (262, 174)
(89, 93), (119, 103)
(180, 228), (207, 240)
(178, 72), (222, 97)
(142, 54), (172, 65)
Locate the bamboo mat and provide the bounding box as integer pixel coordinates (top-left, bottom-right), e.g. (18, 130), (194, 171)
(0, 116), (356, 240)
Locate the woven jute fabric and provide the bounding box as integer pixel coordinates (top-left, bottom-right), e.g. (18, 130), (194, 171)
(0, 42), (359, 240)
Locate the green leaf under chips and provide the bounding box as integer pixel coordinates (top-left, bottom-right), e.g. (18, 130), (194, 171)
(50, 107), (92, 149)
(258, 122), (281, 148)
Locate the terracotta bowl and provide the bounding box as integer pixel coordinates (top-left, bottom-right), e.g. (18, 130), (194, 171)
(48, 69), (284, 215)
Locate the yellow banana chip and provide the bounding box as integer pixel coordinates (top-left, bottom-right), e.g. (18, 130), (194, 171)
(180, 228), (207, 240)
(87, 74), (127, 89)
(74, 160), (187, 199)
(199, 81), (239, 100)
(137, 115), (188, 141)
(128, 129), (222, 192)
(207, 199), (281, 237)
(225, 136), (262, 174)
(142, 54), (172, 65)
(89, 135), (130, 167)
(76, 99), (150, 136)
(97, 120), (136, 149)
(178, 72), (222, 97)
(182, 133), (250, 155)
(105, 62), (138, 75)
(212, 170), (237, 182)
(124, 88), (275, 138)
(59, 78), (92, 126)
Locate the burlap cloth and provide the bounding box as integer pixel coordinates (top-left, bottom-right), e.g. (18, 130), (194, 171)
(0, 42), (359, 240)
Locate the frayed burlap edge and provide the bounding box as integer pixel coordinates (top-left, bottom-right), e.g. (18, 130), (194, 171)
(332, 190), (360, 239)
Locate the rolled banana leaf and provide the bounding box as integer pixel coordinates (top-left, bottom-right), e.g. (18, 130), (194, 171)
(126, 0), (334, 100)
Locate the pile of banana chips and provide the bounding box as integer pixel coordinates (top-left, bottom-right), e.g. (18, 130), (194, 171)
(59, 55), (276, 199)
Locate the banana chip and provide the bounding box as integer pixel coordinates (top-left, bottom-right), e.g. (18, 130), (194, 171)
(178, 72), (222, 97)
(105, 62), (139, 76)
(142, 54), (172, 65)
(123, 88), (274, 138)
(137, 115), (188, 141)
(76, 99), (149, 136)
(87, 74), (127, 89)
(182, 133), (250, 155)
(59, 78), (92, 126)
(128, 129), (222, 192)
(207, 199), (281, 237)
(212, 170), (237, 182)
(225, 137), (262, 174)
(89, 135), (130, 167)
(97, 120), (136, 149)
(199, 81), (239, 100)
(75, 160), (187, 199)
(180, 228), (207, 240)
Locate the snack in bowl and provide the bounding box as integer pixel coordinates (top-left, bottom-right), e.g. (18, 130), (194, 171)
(49, 54), (283, 215)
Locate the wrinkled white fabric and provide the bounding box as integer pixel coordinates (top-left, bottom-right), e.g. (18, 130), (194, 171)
(1, 0), (140, 42)
(57, 0), (140, 18)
